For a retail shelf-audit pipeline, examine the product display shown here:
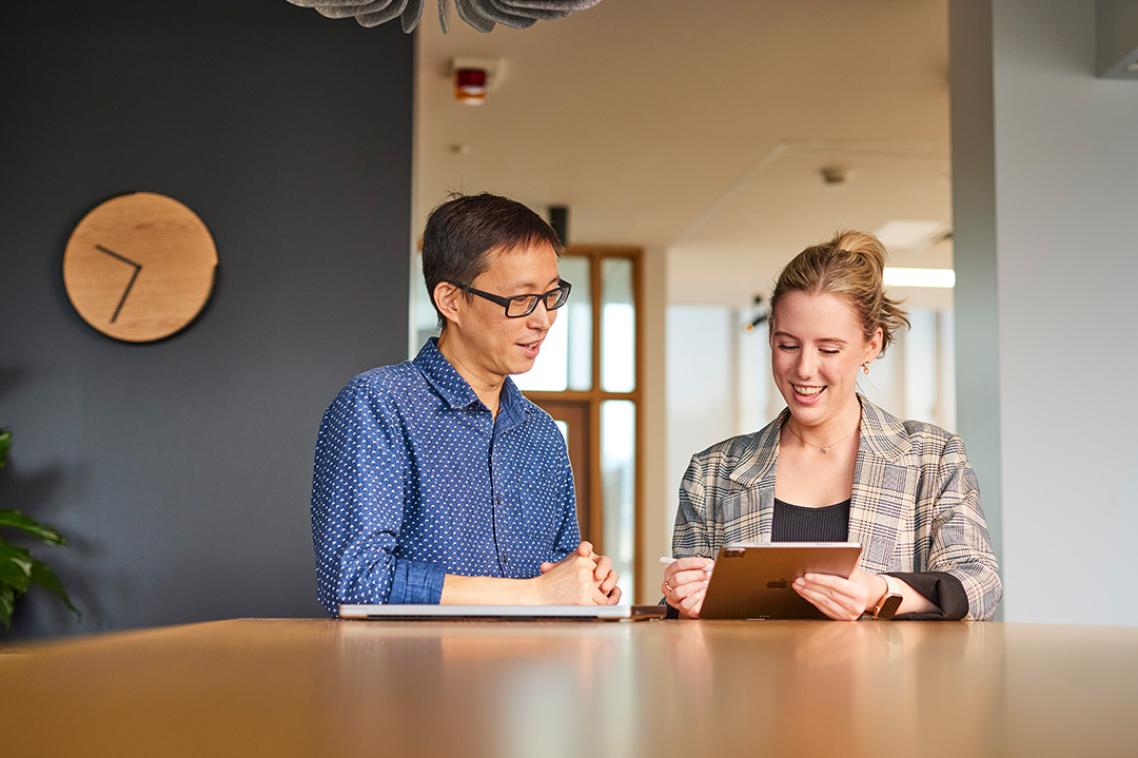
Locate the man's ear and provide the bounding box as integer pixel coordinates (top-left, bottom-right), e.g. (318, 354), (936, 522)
(433, 281), (463, 328)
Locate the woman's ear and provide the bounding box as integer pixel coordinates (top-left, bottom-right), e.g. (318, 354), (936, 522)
(433, 282), (463, 328)
(865, 326), (884, 363)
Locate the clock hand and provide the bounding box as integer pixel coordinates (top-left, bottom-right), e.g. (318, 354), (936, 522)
(111, 264), (142, 324)
(95, 244), (143, 324)
(95, 244), (143, 269)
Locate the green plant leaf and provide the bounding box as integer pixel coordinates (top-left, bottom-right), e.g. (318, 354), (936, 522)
(30, 557), (79, 617)
(0, 429), (10, 470)
(0, 585), (15, 629)
(0, 540), (34, 594)
(0, 509), (66, 545)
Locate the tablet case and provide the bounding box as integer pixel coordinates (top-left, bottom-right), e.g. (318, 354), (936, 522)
(699, 543), (863, 620)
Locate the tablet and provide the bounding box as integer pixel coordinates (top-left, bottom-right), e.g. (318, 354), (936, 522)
(698, 542), (863, 620)
(339, 604), (667, 621)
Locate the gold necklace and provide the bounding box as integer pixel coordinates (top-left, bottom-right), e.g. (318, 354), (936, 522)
(785, 422), (858, 455)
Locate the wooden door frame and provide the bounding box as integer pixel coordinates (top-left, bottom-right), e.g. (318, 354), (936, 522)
(527, 244), (644, 597)
(537, 399), (592, 540)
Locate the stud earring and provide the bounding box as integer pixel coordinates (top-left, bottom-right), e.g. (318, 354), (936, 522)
(862, 362), (871, 376)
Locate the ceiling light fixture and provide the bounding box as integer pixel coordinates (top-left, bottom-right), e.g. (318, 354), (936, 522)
(284, 0), (605, 34)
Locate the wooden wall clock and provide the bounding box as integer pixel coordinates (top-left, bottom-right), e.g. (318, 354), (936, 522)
(62, 192), (219, 343)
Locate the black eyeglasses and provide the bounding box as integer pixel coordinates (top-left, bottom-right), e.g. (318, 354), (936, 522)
(454, 279), (572, 318)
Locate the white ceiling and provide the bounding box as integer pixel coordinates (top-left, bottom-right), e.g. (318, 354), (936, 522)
(416, 0), (952, 308)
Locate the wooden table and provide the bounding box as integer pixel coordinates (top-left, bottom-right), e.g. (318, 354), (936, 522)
(3, 619), (1137, 757)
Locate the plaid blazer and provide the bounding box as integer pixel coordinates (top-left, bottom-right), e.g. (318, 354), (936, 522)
(672, 397), (1003, 620)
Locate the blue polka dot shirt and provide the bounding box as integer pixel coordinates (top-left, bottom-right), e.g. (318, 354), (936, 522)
(310, 338), (580, 614)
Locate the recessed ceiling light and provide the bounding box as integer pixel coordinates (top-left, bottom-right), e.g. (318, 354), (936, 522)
(883, 267), (955, 289)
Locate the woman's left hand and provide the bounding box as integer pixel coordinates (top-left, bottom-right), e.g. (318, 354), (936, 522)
(792, 569), (886, 621)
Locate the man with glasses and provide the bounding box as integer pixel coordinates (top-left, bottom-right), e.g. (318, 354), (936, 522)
(311, 193), (620, 613)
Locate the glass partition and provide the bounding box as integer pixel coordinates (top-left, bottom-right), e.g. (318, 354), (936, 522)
(601, 400), (636, 602)
(514, 255), (592, 392)
(601, 258), (635, 393)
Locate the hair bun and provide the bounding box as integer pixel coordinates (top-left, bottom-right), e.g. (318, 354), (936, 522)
(832, 230), (887, 276)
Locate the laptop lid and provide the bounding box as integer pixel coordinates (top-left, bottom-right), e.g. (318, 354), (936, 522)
(339, 604), (666, 621)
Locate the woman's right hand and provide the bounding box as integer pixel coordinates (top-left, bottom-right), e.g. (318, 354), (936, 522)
(662, 557), (715, 618)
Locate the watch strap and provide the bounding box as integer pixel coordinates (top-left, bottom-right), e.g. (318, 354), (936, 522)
(872, 575), (903, 620)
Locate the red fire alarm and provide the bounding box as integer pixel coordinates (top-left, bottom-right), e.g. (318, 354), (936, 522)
(450, 57), (504, 106)
(454, 68), (487, 106)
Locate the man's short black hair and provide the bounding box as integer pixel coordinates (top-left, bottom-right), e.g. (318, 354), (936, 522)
(422, 193), (564, 327)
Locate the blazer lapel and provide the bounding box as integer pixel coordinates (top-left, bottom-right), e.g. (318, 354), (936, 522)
(848, 397), (918, 573)
(727, 408), (787, 544)
(725, 400), (916, 564)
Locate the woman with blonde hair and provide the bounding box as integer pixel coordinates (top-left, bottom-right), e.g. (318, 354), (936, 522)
(663, 231), (1002, 620)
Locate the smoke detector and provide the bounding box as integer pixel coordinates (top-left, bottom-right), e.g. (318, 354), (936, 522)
(819, 166), (848, 185)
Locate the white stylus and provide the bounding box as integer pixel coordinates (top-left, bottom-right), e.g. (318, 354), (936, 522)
(659, 556), (713, 572)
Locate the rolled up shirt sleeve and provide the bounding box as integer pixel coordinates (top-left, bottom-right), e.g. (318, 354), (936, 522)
(311, 380), (445, 615)
(387, 559), (447, 605)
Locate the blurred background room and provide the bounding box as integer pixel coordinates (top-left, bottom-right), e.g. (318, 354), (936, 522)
(3, 0), (1137, 637)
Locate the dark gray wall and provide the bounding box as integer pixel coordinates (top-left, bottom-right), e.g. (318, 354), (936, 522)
(1, 1), (413, 638)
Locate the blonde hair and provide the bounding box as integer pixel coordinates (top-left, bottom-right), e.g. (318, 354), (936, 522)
(770, 230), (910, 354)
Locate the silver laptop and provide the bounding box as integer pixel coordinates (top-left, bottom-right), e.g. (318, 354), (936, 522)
(339, 604), (666, 621)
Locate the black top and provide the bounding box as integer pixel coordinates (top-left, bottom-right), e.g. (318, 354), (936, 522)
(772, 498), (851, 542)
(770, 496), (969, 620)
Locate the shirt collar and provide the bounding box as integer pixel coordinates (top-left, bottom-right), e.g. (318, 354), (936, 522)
(413, 338), (530, 428)
(496, 378), (528, 431)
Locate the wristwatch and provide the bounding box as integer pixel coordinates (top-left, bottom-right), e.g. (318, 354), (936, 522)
(871, 575), (904, 620)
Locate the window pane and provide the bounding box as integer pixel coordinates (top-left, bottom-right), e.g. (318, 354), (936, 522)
(601, 258), (635, 392)
(563, 256), (592, 391)
(601, 400), (635, 602)
(513, 255), (592, 392)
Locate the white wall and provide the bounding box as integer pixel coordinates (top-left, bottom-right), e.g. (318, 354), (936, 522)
(665, 306), (740, 547)
(952, 0), (1138, 625)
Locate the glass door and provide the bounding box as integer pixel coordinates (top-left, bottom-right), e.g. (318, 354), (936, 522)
(518, 246), (643, 601)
